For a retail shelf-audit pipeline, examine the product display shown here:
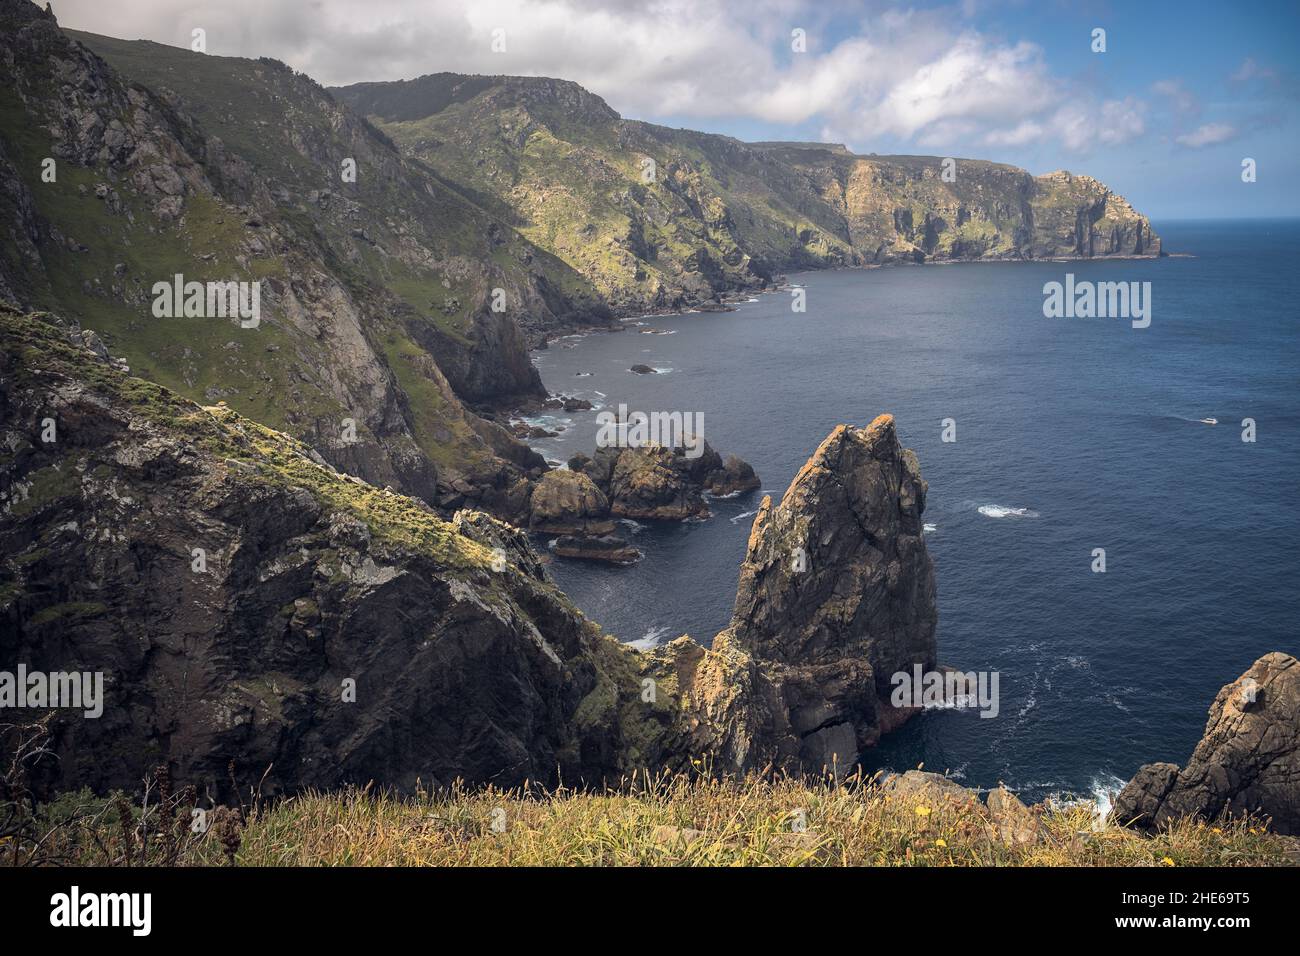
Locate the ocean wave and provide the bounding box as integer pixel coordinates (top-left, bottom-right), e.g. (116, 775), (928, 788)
(652, 366), (674, 374)
(629, 625), (672, 651)
(978, 504), (1040, 519)
(923, 522), (936, 533)
(618, 518), (645, 534)
(1089, 772), (1128, 824)
(730, 508), (760, 524)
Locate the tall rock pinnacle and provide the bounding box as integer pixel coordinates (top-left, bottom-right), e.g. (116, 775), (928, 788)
(656, 414), (939, 775)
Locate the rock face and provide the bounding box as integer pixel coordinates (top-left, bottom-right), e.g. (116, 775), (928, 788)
(728, 417), (937, 693)
(552, 535), (641, 566)
(0, 308), (632, 798)
(1113, 653), (1300, 835)
(0, 0), (608, 525)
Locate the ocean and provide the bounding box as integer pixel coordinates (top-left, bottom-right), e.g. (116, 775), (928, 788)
(526, 219), (1300, 804)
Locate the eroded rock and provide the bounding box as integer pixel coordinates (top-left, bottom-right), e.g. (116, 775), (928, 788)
(1113, 653), (1300, 834)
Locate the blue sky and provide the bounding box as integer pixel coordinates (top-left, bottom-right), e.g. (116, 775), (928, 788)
(55, 0), (1300, 218)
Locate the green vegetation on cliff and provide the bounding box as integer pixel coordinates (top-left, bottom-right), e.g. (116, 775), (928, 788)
(336, 73), (1162, 315)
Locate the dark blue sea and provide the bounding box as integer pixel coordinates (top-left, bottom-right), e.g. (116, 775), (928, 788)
(527, 219), (1300, 805)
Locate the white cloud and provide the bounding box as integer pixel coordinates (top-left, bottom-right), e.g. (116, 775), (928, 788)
(1230, 57), (1277, 84)
(51, 0), (1150, 155)
(1175, 123), (1237, 148)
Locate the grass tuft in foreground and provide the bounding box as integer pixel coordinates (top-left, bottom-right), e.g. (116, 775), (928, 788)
(11, 764), (1297, 867)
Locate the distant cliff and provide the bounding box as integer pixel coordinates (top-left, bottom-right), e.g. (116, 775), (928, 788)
(335, 73), (1162, 314)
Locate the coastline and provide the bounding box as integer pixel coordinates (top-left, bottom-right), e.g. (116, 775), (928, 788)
(533, 251), (1177, 352)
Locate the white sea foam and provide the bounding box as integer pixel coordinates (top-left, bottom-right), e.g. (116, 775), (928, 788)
(978, 505), (1040, 519)
(923, 522), (937, 533)
(1089, 772), (1128, 826)
(629, 625), (672, 651)
(730, 508), (760, 524)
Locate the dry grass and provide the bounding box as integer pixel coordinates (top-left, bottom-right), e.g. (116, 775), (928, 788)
(19, 770), (1298, 867)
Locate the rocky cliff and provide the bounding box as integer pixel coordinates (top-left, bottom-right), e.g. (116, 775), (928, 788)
(0, 0), (609, 522)
(0, 307), (936, 796)
(1114, 653), (1300, 835)
(335, 75), (1162, 314)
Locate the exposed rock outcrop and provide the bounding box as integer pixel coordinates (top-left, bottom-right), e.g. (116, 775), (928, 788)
(552, 535), (641, 566)
(527, 469), (616, 536)
(571, 440), (760, 522)
(0, 308), (638, 797)
(1113, 653), (1300, 835)
(527, 469), (639, 565)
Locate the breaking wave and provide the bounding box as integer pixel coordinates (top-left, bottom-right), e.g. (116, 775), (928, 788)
(629, 625), (672, 651)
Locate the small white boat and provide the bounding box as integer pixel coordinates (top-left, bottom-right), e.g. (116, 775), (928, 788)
(1200, 417), (1218, 425)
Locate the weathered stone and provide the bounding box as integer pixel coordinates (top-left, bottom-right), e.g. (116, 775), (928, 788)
(528, 469), (615, 536)
(986, 785), (1042, 846)
(552, 534), (640, 566)
(1113, 653), (1300, 834)
(881, 771), (979, 807)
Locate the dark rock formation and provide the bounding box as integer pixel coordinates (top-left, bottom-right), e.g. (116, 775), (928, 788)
(1113, 653), (1300, 835)
(527, 469), (616, 537)
(647, 415), (937, 774)
(571, 440), (760, 522)
(552, 535), (641, 566)
(0, 308), (632, 798)
(728, 417), (937, 692)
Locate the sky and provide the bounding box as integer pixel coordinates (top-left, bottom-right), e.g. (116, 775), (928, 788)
(48, 0), (1300, 219)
